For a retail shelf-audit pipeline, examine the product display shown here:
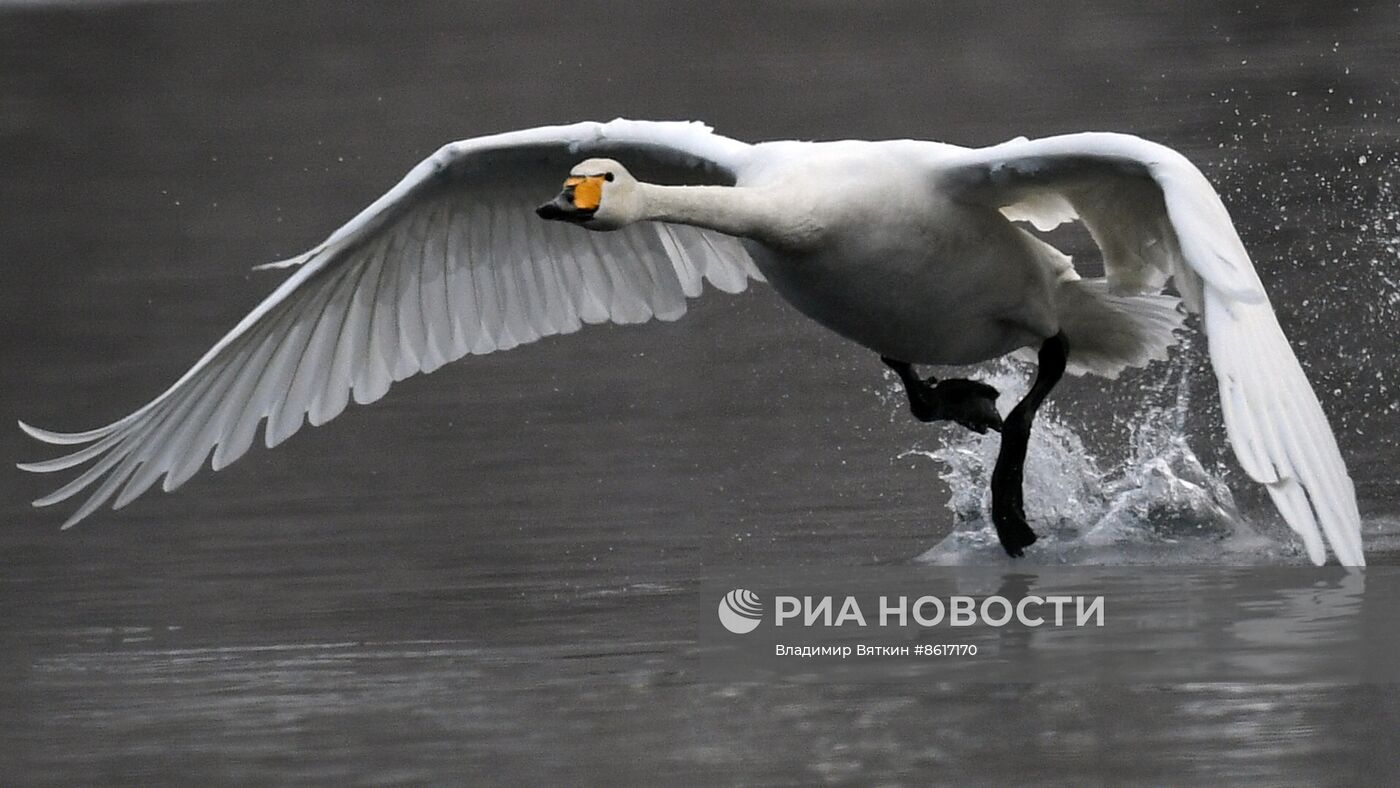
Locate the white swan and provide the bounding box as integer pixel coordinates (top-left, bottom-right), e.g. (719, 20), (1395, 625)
(18, 119), (1364, 566)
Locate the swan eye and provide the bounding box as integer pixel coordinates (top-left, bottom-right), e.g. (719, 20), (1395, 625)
(604, 172), (615, 182)
(563, 175), (605, 211)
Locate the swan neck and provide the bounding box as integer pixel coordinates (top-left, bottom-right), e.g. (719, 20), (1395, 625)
(637, 183), (768, 239)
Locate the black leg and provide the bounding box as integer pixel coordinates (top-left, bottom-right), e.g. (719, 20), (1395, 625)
(990, 332), (1069, 557)
(881, 357), (1003, 434)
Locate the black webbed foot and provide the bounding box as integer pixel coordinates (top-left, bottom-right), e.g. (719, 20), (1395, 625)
(991, 494), (1038, 557)
(928, 379), (1003, 434)
(882, 357), (1002, 434)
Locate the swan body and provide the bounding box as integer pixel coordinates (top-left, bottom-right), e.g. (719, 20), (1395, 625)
(727, 142), (1062, 365)
(18, 119), (1365, 566)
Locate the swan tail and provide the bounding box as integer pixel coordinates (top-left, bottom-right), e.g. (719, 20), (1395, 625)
(1053, 278), (1185, 378)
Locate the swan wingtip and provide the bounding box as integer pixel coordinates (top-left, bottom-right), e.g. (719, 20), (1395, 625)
(17, 419), (85, 445)
(252, 255), (306, 272)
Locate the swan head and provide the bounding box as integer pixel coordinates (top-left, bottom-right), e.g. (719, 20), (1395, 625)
(536, 158), (639, 231)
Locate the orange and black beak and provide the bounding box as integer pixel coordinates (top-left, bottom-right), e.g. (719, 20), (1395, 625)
(536, 174), (604, 222)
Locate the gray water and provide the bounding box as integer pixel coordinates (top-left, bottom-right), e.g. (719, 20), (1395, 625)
(3, 1), (1400, 784)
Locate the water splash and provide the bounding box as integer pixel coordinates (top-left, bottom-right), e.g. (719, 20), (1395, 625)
(899, 355), (1303, 566)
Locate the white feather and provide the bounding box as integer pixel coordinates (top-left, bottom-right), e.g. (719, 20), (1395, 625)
(942, 132), (1362, 566)
(21, 120), (760, 527)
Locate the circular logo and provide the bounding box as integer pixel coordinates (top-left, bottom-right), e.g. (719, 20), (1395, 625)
(717, 589), (763, 634)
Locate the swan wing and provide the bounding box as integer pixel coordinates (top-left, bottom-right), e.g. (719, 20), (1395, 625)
(938, 133), (1363, 566)
(20, 119), (763, 528)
